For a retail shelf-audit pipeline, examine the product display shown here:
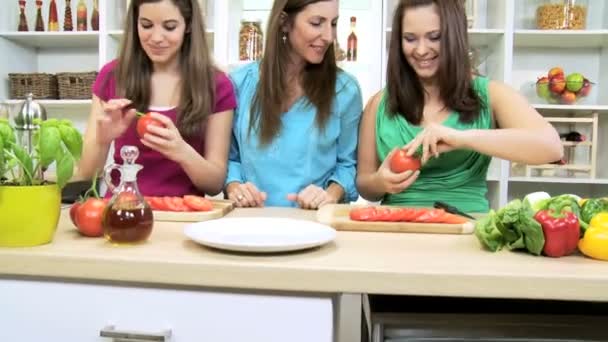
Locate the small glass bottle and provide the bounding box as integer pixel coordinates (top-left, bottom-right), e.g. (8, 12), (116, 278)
(48, 0), (59, 31)
(91, 0), (99, 31)
(76, 0), (87, 31)
(63, 0), (73, 31)
(346, 16), (358, 62)
(103, 146), (154, 245)
(35, 0), (45, 32)
(18, 0), (29, 32)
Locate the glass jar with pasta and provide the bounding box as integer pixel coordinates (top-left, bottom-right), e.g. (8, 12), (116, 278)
(536, 0), (588, 30)
(239, 20), (264, 61)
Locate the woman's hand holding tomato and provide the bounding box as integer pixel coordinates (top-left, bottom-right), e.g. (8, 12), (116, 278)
(287, 184), (337, 210)
(376, 148), (420, 195)
(226, 181), (267, 208)
(136, 112), (165, 139)
(97, 99), (137, 145)
(71, 198), (107, 237)
(403, 123), (465, 164)
(138, 113), (191, 163)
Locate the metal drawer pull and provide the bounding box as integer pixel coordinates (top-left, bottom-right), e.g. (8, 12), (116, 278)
(100, 325), (172, 342)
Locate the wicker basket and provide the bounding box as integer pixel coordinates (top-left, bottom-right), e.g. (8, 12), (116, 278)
(9, 73), (58, 99)
(56, 71), (98, 99)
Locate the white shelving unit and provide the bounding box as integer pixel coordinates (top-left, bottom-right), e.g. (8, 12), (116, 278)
(1, 0), (607, 209)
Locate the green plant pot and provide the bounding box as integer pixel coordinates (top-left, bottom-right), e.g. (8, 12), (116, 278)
(0, 184), (61, 247)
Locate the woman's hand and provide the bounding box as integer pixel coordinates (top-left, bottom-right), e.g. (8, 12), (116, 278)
(403, 123), (465, 164)
(96, 99), (137, 145)
(139, 113), (191, 163)
(375, 148), (420, 194)
(226, 182), (267, 208)
(287, 185), (337, 210)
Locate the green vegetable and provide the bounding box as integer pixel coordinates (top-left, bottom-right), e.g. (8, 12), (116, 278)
(474, 200), (545, 255)
(474, 210), (504, 252)
(523, 191), (551, 213)
(581, 198), (608, 224)
(0, 118), (82, 188)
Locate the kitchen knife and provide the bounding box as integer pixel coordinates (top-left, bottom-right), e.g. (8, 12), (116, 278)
(433, 201), (476, 220)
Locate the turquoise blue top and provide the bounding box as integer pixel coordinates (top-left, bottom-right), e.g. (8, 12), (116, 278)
(226, 62), (363, 207)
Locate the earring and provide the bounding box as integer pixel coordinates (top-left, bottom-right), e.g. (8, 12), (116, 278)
(282, 33), (287, 45)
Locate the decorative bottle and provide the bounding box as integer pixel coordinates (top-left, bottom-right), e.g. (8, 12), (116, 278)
(18, 0), (29, 31)
(346, 16), (358, 62)
(63, 0), (73, 31)
(35, 0), (45, 32)
(76, 0), (87, 31)
(103, 146), (154, 245)
(48, 0), (58, 31)
(91, 0), (99, 31)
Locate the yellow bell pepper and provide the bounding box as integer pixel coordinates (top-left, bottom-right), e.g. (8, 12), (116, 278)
(578, 212), (608, 261)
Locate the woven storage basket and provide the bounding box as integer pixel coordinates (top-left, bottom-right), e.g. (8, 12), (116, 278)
(56, 71), (98, 99)
(9, 73), (58, 99)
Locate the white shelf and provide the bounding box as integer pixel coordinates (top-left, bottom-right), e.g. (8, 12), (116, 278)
(0, 32), (99, 48)
(514, 30), (608, 48)
(533, 104), (608, 113)
(5, 99), (92, 109)
(509, 177), (608, 185)
(562, 141), (593, 147)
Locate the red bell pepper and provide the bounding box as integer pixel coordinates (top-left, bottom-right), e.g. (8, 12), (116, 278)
(534, 210), (580, 257)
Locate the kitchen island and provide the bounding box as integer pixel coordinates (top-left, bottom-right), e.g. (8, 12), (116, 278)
(1, 207), (607, 341)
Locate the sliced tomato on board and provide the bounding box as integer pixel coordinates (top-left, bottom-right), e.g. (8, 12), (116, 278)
(440, 213), (469, 224)
(374, 208), (393, 221)
(183, 195), (213, 211)
(350, 207), (378, 221)
(163, 196), (191, 212)
(414, 209), (446, 223)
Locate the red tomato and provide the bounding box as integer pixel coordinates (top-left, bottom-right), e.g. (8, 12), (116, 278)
(69, 201), (81, 227)
(441, 213), (469, 224)
(390, 149), (421, 173)
(183, 195), (213, 211)
(75, 198), (107, 237)
(148, 196), (167, 211)
(136, 112), (165, 138)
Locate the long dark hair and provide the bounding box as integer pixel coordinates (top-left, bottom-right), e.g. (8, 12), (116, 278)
(386, 0), (482, 124)
(252, 0), (338, 146)
(115, 0), (216, 137)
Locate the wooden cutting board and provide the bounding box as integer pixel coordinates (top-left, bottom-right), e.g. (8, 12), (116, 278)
(316, 204), (475, 234)
(153, 199), (235, 222)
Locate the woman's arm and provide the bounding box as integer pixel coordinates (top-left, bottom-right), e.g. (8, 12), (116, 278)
(324, 80), (363, 203)
(356, 92), (420, 202)
(178, 109), (234, 196)
(460, 80), (563, 164)
(77, 96), (136, 179)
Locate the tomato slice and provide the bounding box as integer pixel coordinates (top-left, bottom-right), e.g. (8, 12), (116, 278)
(349, 207), (377, 221)
(387, 208), (404, 222)
(440, 213), (469, 224)
(146, 196), (165, 210)
(163, 196), (190, 212)
(374, 208), (393, 221)
(183, 195), (213, 211)
(414, 209), (446, 223)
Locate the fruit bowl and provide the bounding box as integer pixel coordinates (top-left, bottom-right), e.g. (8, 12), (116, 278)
(535, 67), (594, 105)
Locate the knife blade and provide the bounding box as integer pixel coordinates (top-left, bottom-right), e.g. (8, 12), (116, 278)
(433, 201), (476, 220)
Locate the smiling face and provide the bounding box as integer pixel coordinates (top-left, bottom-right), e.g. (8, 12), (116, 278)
(401, 3), (441, 82)
(137, 0), (186, 67)
(286, 0), (338, 66)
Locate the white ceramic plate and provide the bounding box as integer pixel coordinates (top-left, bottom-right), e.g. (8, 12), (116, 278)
(184, 217), (337, 253)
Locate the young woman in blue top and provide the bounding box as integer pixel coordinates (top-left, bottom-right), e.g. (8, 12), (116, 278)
(226, 0), (363, 209)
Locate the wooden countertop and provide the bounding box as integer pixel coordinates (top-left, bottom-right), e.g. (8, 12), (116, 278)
(1, 207), (607, 301)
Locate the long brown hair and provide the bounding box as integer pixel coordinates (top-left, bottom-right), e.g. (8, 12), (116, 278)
(115, 0), (216, 137)
(252, 0), (338, 146)
(386, 0), (482, 124)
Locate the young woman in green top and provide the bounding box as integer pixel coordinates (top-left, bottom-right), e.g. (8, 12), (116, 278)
(356, 0), (563, 213)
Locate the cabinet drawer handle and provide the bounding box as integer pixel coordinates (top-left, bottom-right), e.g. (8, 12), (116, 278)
(100, 325), (172, 341)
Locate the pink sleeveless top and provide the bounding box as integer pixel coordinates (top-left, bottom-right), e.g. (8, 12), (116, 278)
(93, 60), (236, 197)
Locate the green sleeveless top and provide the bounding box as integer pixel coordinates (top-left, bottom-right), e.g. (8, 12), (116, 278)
(376, 77), (492, 213)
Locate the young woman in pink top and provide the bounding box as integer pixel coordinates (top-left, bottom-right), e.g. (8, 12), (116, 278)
(78, 0), (236, 197)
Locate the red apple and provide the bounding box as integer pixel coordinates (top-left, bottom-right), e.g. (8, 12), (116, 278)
(549, 75), (566, 94)
(577, 78), (592, 97)
(548, 67), (564, 79)
(561, 90), (577, 105)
